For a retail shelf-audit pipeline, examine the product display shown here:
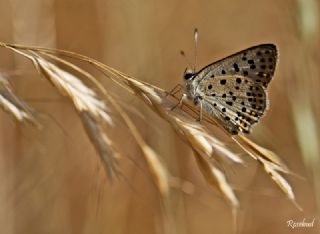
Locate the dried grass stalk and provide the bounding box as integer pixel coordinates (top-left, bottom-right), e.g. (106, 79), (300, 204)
(233, 134), (289, 173)
(260, 156), (302, 211)
(121, 77), (242, 163)
(95, 61), (300, 209)
(233, 134), (301, 209)
(193, 150), (239, 208)
(34, 53), (113, 125)
(107, 94), (170, 196)
(0, 74), (37, 125)
(97, 68), (242, 207)
(37, 44), (299, 209)
(0, 42), (300, 208)
(0, 43), (170, 196)
(80, 111), (120, 179)
(1, 46), (119, 178)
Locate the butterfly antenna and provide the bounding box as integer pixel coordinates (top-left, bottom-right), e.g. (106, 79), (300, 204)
(193, 28), (198, 73)
(180, 50), (193, 70)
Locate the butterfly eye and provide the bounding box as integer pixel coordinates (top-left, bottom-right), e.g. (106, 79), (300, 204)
(183, 70), (194, 80)
(184, 72), (193, 80)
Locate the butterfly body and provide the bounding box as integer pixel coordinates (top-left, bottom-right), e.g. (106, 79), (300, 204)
(183, 44), (278, 135)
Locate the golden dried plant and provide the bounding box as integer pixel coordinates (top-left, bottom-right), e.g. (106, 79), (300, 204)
(0, 42), (302, 222)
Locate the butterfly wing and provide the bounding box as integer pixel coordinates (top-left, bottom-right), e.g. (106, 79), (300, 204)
(197, 75), (267, 134)
(195, 44), (278, 88)
(190, 44), (277, 134)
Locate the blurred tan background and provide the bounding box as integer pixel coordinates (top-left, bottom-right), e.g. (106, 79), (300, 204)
(0, 0), (319, 233)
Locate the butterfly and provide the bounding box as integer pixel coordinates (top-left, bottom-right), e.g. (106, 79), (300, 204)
(183, 44), (278, 135)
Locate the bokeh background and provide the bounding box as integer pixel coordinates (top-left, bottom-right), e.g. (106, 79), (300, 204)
(0, 0), (319, 233)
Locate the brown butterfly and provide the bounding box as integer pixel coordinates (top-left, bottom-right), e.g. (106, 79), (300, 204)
(183, 43), (278, 135)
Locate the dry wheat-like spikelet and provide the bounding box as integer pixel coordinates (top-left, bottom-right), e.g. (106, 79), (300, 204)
(13, 49), (113, 125)
(80, 111), (120, 179)
(233, 135), (302, 210)
(107, 92), (170, 196)
(0, 73), (37, 125)
(89, 65), (243, 208)
(0, 43), (170, 196)
(86, 54), (300, 210)
(193, 149), (239, 207)
(1, 45), (119, 178)
(0, 42), (300, 210)
(36, 50), (170, 196)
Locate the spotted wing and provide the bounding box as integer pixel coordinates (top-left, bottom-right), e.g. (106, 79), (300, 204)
(198, 75), (267, 134)
(195, 44), (278, 88)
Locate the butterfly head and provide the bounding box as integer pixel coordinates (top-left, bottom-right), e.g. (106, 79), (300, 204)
(183, 67), (199, 102)
(183, 68), (196, 81)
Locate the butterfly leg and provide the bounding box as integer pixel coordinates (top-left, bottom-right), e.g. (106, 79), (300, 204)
(171, 93), (187, 111)
(166, 84), (184, 97)
(196, 101), (203, 122)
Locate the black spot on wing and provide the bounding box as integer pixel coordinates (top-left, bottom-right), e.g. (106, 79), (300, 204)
(196, 44), (278, 88)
